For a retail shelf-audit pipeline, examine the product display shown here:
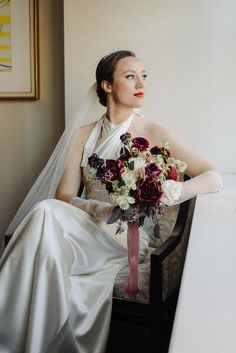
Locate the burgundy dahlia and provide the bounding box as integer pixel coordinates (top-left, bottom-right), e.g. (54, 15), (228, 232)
(133, 177), (162, 205)
(132, 137), (149, 152)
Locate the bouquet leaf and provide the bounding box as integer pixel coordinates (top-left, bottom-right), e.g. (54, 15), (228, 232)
(107, 206), (120, 224)
(129, 160), (135, 170)
(139, 216), (145, 227)
(118, 179), (126, 187)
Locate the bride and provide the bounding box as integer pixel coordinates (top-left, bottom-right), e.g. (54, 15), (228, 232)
(0, 50), (223, 353)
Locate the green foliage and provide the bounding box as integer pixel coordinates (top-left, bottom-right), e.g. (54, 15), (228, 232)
(107, 206), (120, 224)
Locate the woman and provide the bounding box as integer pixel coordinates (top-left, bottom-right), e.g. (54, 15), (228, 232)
(0, 50), (223, 353)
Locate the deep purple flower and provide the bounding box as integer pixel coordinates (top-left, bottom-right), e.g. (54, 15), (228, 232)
(132, 137), (149, 152)
(150, 146), (170, 158)
(120, 132), (132, 145)
(88, 153), (104, 168)
(106, 159), (125, 181)
(150, 146), (162, 155)
(133, 177), (162, 205)
(119, 147), (132, 161)
(96, 166), (112, 182)
(145, 163), (162, 177)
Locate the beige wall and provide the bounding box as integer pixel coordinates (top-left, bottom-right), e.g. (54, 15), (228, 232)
(0, 0), (65, 237)
(64, 0), (236, 173)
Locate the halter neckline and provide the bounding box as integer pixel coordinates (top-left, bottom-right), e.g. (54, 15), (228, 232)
(103, 113), (134, 128)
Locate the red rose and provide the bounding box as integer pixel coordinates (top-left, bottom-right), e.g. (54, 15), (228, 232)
(167, 167), (179, 181)
(133, 177), (162, 205)
(106, 159), (125, 180)
(132, 137), (149, 152)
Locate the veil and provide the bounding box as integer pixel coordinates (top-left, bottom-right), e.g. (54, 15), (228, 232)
(6, 83), (99, 235)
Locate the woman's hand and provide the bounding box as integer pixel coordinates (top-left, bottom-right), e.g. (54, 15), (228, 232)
(161, 170), (223, 206)
(69, 197), (114, 221)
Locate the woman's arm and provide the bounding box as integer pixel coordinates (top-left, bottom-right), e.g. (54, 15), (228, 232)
(150, 123), (219, 177)
(56, 124), (94, 202)
(149, 123), (223, 205)
(56, 123), (114, 221)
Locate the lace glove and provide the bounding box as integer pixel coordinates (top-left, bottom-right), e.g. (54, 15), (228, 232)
(161, 170), (223, 206)
(69, 196), (114, 221)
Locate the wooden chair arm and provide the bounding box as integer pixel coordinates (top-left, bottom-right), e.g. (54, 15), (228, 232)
(150, 197), (196, 310)
(151, 197), (191, 260)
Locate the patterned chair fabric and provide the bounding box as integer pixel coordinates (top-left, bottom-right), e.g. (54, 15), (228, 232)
(161, 199), (195, 301)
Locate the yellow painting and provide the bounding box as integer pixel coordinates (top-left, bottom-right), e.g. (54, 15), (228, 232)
(0, 0), (11, 72)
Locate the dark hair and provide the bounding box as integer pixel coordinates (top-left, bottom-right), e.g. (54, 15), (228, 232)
(96, 50), (136, 107)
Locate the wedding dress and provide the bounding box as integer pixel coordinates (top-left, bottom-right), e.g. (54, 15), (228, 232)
(0, 113), (149, 353)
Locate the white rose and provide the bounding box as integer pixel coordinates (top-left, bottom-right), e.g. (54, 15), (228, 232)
(161, 180), (182, 206)
(128, 157), (146, 170)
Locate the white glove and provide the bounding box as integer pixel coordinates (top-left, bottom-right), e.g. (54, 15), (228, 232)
(69, 197), (114, 221)
(161, 170), (223, 206)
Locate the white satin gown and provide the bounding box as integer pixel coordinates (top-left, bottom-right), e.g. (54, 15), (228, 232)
(0, 113), (149, 353)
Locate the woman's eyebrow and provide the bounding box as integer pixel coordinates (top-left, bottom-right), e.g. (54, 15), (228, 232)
(122, 69), (147, 74)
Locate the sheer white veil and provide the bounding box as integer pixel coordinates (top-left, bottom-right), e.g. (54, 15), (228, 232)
(6, 83), (99, 235)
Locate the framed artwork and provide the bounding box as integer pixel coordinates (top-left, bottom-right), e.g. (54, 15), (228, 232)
(0, 0), (39, 99)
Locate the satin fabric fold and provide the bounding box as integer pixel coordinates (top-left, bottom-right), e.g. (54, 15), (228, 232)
(0, 200), (128, 353)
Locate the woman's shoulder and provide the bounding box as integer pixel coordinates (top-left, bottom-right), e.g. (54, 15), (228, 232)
(70, 122), (97, 151)
(144, 118), (167, 133)
(75, 121), (97, 140)
(80, 121), (97, 134)
(135, 115), (171, 139)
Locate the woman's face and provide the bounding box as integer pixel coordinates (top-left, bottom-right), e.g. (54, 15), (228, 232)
(108, 56), (147, 109)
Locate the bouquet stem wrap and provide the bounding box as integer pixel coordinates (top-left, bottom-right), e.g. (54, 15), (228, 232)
(124, 221), (140, 299)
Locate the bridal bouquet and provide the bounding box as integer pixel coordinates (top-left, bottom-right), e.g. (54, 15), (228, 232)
(87, 133), (187, 298)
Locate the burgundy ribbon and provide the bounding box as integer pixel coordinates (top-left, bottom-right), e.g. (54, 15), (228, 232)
(124, 220), (140, 299)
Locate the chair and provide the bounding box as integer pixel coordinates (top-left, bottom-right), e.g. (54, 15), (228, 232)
(108, 196), (196, 353)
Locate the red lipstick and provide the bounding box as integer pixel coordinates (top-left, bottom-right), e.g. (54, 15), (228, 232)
(134, 92), (144, 97)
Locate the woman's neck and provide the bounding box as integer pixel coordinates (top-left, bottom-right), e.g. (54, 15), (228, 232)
(106, 106), (134, 125)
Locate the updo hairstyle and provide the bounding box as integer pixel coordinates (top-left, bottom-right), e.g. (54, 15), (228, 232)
(95, 50), (136, 107)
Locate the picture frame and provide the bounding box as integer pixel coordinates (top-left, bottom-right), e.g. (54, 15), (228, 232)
(0, 0), (39, 99)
